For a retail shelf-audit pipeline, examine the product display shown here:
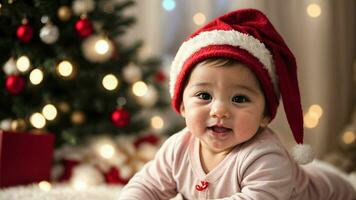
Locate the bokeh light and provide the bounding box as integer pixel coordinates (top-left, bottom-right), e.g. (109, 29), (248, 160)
(304, 112), (319, 128)
(99, 143), (115, 159)
(151, 115), (164, 129)
(16, 55), (31, 72)
(57, 60), (74, 77)
(342, 131), (355, 145)
(308, 104), (323, 118)
(162, 0), (176, 11)
(307, 3), (321, 18)
(30, 112), (46, 129)
(42, 104), (58, 121)
(193, 12), (206, 25)
(132, 81), (148, 97)
(95, 39), (110, 55)
(102, 74), (119, 90)
(29, 68), (44, 85)
(38, 181), (52, 191)
(304, 104), (323, 128)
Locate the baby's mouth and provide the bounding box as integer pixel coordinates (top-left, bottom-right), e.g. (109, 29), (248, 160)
(209, 126), (232, 133)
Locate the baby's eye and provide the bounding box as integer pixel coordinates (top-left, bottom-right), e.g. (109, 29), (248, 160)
(232, 95), (250, 103)
(196, 92), (212, 100)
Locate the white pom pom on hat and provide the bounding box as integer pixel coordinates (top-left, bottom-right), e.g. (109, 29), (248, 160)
(169, 8), (314, 164)
(292, 144), (314, 164)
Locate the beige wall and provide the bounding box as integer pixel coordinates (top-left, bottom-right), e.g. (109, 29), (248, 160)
(121, 0), (356, 156)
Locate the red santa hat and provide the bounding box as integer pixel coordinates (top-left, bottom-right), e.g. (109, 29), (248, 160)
(169, 8), (313, 164)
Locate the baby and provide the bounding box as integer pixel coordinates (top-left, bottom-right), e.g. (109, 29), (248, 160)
(119, 8), (356, 199)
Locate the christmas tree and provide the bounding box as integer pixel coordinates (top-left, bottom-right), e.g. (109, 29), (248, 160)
(0, 0), (176, 148)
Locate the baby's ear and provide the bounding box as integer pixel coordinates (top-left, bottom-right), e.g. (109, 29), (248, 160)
(260, 115), (271, 127)
(180, 104), (186, 117)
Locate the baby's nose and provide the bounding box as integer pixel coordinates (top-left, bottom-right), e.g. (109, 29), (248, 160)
(209, 101), (230, 119)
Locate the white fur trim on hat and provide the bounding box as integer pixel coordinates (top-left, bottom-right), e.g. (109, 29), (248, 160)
(292, 144), (314, 164)
(169, 29), (278, 97)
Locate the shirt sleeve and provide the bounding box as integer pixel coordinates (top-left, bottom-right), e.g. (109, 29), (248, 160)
(217, 138), (295, 200)
(118, 133), (179, 200)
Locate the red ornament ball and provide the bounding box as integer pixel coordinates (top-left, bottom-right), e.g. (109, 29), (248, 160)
(59, 159), (81, 182)
(104, 167), (129, 185)
(154, 70), (166, 83)
(6, 75), (26, 95)
(16, 23), (34, 43)
(111, 108), (130, 128)
(75, 18), (93, 38)
(134, 134), (160, 148)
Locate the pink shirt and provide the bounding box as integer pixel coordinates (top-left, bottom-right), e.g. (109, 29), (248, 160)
(119, 128), (356, 199)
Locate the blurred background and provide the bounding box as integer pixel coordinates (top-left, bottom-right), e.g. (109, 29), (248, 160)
(127, 0), (356, 170)
(0, 0), (355, 192)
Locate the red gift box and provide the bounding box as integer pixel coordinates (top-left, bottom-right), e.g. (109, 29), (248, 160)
(0, 131), (55, 187)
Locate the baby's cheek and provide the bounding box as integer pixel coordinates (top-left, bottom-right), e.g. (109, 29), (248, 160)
(186, 112), (204, 129)
(234, 116), (261, 137)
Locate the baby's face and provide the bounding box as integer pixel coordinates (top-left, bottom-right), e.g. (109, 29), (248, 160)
(180, 62), (270, 154)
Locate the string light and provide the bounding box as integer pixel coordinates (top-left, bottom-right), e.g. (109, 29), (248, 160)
(151, 115), (164, 130)
(57, 60), (74, 78)
(308, 104), (323, 118)
(71, 111), (85, 124)
(132, 81), (148, 97)
(11, 119), (27, 131)
(29, 68), (44, 85)
(99, 144), (115, 159)
(30, 112), (46, 129)
(82, 35), (113, 63)
(304, 104), (323, 128)
(0, 119), (12, 131)
(102, 74), (119, 90)
(38, 181), (52, 191)
(162, 0), (176, 11)
(92, 138), (116, 159)
(193, 12), (206, 25)
(307, 3), (321, 18)
(16, 55), (31, 72)
(94, 39), (110, 55)
(42, 104), (57, 120)
(342, 131), (355, 145)
(304, 112), (319, 128)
